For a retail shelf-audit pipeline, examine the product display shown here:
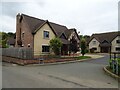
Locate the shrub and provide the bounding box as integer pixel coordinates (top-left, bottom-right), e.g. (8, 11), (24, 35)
(50, 37), (62, 55)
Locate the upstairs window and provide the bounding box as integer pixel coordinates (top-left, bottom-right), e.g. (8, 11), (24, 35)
(44, 31), (49, 38)
(116, 40), (120, 44)
(93, 41), (96, 45)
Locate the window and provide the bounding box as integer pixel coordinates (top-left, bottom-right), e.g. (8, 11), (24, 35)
(93, 41), (96, 45)
(44, 31), (49, 38)
(92, 47), (97, 50)
(116, 47), (120, 51)
(42, 45), (50, 52)
(116, 40), (120, 44)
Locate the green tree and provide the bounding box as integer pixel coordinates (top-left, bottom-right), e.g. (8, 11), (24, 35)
(81, 38), (87, 56)
(50, 37), (62, 55)
(0, 32), (8, 48)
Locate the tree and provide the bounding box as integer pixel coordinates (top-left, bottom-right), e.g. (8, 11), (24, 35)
(81, 38), (87, 56)
(50, 37), (62, 55)
(0, 32), (8, 48)
(0, 32), (15, 48)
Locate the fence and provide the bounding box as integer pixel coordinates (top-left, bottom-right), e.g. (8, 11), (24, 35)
(2, 47), (33, 60)
(109, 52), (120, 76)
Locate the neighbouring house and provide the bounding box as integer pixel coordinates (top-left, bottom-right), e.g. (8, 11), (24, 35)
(7, 37), (15, 47)
(88, 31), (120, 53)
(15, 13), (80, 56)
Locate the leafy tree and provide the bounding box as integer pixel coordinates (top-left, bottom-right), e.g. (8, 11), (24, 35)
(50, 37), (62, 55)
(81, 38), (87, 56)
(7, 32), (16, 38)
(0, 32), (15, 48)
(0, 32), (8, 48)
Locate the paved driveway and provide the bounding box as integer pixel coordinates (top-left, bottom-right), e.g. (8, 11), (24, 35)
(2, 54), (119, 88)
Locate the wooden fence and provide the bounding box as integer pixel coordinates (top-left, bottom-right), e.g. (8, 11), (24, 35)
(2, 47), (33, 60)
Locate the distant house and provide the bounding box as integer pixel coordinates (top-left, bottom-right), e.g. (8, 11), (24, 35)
(7, 37), (15, 47)
(88, 31), (120, 53)
(15, 13), (80, 55)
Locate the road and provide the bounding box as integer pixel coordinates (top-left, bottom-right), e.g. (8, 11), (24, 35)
(2, 54), (119, 88)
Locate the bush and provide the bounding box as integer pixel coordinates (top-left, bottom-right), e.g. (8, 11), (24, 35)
(50, 37), (62, 55)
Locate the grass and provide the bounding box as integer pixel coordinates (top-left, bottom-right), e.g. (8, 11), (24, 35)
(106, 66), (120, 77)
(75, 56), (91, 60)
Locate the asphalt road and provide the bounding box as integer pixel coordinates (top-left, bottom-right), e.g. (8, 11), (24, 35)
(2, 54), (119, 88)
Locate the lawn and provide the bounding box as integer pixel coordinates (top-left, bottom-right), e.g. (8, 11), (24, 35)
(75, 56), (91, 60)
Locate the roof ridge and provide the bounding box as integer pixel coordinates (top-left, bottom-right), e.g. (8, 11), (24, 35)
(21, 13), (45, 22)
(93, 31), (119, 35)
(49, 21), (67, 28)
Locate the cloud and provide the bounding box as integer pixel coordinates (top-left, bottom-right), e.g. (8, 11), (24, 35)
(0, 0), (119, 35)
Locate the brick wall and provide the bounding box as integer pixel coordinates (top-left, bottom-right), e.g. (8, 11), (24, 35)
(15, 13), (34, 49)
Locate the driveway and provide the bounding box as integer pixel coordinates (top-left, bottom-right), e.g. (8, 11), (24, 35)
(2, 54), (119, 88)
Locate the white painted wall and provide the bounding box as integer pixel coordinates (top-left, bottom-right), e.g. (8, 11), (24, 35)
(89, 38), (100, 52)
(111, 36), (120, 52)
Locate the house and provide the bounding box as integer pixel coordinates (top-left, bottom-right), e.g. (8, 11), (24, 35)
(15, 13), (80, 55)
(7, 37), (15, 47)
(88, 31), (120, 53)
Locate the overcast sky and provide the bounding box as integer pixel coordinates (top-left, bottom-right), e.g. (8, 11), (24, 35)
(0, 0), (119, 35)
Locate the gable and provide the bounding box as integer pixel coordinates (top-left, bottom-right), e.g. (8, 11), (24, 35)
(111, 36), (120, 44)
(68, 31), (80, 43)
(60, 33), (67, 39)
(89, 38), (100, 45)
(102, 40), (109, 43)
(35, 23), (56, 37)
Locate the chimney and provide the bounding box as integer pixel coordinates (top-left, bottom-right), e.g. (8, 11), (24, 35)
(15, 13), (22, 47)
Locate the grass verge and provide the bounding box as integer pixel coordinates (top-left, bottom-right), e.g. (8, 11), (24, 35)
(75, 56), (91, 60)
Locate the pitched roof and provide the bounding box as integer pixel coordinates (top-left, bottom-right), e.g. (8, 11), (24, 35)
(7, 37), (15, 45)
(89, 31), (120, 44)
(68, 28), (80, 40)
(21, 14), (73, 39)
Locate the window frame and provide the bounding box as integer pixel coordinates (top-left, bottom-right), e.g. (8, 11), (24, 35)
(92, 41), (96, 45)
(116, 47), (120, 51)
(42, 45), (50, 53)
(43, 31), (49, 39)
(116, 40), (120, 44)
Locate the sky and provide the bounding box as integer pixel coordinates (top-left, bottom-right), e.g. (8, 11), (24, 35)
(0, 0), (119, 35)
